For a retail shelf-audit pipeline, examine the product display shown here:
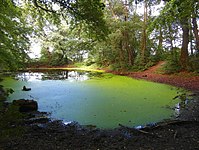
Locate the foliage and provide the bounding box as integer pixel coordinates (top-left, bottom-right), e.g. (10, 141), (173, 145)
(22, 0), (108, 40)
(188, 56), (199, 73)
(1, 0), (109, 69)
(148, 0), (199, 71)
(161, 60), (181, 74)
(39, 24), (95, 66)
(87, 1), (143, 70)
(0, 0), (31, 70)
(161, 48), (182, 74)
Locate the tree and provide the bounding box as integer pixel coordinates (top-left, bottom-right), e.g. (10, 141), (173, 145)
(0, 0), (110, 70)
(179, 17), (189, 69)
(191, 1), (199, 52)
(40, 47), (52, 65)
(39, 23), (95, 66)
(23, 0), (108, 40)
(140, 0), (148, 65)
(88, 0), (142, 69)
(149, 0), (199, 70)
(0, 0), (31, 70)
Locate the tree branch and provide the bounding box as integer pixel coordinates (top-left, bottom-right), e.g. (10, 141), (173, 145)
(33, 0), (56, 13)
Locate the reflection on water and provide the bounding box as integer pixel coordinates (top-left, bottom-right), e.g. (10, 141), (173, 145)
(174, 94), (191, 117)
(15, 70), (90, 81)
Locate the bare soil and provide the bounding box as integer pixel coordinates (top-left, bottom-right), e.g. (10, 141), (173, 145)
(0, 63), (199, 150)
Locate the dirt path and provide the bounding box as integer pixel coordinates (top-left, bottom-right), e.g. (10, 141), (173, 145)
(143, 61), (166, 73)
(128, 61), (199, 92)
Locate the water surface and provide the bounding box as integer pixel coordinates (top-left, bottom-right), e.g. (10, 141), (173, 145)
(1, 70), (181, 128)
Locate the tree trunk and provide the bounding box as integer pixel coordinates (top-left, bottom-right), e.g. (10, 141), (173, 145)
(168, 25), (176, 61)
(157, 27), (163, 60)
(107, 0), (117, 20)
(140, 0), (147, 65)
(192, 17), (199, 52)
(180, 19), (189, 70)
(119, 42), (124, 67)
(128, 48), (133, 66)
(168, 25), (174, 50)
(123, 30), (133, 66)
(121, 0), (134, 67)
(190, 28), (194, 55)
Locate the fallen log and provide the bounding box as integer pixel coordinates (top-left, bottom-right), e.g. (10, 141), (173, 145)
(118, 124), (157, 137)
(145, 120), (199, 130)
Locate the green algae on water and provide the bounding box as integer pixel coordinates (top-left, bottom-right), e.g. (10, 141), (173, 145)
(1, 70), (182, 129)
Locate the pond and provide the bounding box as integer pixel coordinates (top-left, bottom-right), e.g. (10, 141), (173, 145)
(1, 70), (182, 129)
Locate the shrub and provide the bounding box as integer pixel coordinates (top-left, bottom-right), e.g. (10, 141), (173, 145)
(161, 60), (181, 74)
(188, 56), (199, 73)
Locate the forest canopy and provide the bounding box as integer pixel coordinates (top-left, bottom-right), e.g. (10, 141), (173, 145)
(0, 0), (199, 72)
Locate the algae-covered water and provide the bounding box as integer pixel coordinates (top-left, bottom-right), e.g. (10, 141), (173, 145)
(1, 70), (181, 128)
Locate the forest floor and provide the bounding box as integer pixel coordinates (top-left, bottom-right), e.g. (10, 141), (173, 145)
(1, 62), (199, 150)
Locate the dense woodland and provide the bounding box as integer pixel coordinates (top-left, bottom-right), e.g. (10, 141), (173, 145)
(0, 0), (199, 73)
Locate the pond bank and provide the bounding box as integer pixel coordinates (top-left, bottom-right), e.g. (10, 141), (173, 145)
(106, 61), (199, 92)
(0, 101), (199, 150)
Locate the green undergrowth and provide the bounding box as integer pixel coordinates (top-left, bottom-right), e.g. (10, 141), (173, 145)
(157, 61), (181, 74)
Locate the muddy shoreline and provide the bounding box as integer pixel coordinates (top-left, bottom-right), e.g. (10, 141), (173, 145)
(0, 69), (199, 149)
(1, 96), (199, 150)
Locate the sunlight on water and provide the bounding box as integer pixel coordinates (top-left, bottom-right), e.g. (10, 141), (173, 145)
(1, 70), (182, 129)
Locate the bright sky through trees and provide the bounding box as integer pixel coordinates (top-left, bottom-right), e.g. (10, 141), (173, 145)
(29, 41), (41, 58)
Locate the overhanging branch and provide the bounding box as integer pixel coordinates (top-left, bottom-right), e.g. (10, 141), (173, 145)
(33, 0), (56, 13)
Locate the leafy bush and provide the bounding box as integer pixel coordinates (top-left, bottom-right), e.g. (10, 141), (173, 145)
(159, 48), (181, 74)
(131, 57), (156, 72)
(109, 63), (122, 71)
(144, 61), (156, 69)
(161, 60), (181, 74)
(188, 56), (199, 73)
(109, 62), (132, 71)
